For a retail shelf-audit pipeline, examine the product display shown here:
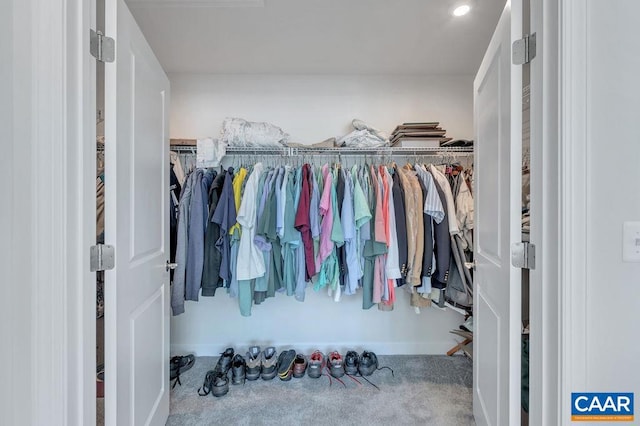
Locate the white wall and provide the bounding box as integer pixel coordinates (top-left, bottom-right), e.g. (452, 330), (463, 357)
(0, 1), (33, 424)
(171, 288), (466, 356)
(169, 73), (474, 355)
(169, 74), (473, 143)
(581, 1), (640, 394)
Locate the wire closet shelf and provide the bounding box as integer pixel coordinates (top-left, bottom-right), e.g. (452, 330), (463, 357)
(169, 144), (473, 156)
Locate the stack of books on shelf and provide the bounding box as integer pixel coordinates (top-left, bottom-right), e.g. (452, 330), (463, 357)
(389, 122), (452, 147)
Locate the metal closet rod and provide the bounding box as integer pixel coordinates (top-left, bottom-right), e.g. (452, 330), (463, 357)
(169, 139), (473, 156)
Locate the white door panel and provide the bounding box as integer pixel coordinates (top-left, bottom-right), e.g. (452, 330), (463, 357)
(105, 0), (170, 424)
(473, 1), (522, 425)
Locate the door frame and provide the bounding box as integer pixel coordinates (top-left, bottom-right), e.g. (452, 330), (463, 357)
(21, 0), (585, 424)
(64, 0), (100, 424)
(529, 0), (561, 424)
(528, 1), (588, 425)
(556, 0), (589, 424)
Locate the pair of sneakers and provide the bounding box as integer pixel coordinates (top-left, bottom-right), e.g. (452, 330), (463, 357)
(344, 350), (378, 376)
(198, 347), (234, 397)
(216, 347), (248, 385)
(245, 346), (279, 381)
(198, 347), (246, 397)
(310, 350), (376, 379)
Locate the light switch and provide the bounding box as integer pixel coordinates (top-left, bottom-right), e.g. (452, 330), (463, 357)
(623, 222), (640, 262)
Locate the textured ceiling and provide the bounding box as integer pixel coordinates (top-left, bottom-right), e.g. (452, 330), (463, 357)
(126, 0), (506, 74)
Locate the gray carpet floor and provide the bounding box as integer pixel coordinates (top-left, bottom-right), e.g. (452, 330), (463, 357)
(168, 354), (474, 426)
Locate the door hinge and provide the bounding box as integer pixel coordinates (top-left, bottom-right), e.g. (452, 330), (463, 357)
(90, 244), (115, 272)
(90, 29), (115, 63)
(512, 33), (536, 65)
(511, 242), (536, 269)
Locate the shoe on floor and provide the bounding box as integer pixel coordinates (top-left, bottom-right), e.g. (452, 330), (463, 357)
(198, 370), (215, 396)
(344, 351), (359, 376)
(307, 350), (324, 379)
(211, 371), (229, 397)
(245, 346), (261, 381)
(460, 316), (473, 333)
(292, 354), (307, 378)
(328, 351), (345, 378)
(231, 354), (246, 385)
(214, 347), (234, 376)
(277, 349), (296, 381)
(170, 354), (195, 381)
(358, 351), (378, 377)
(260, 346), (278, 380)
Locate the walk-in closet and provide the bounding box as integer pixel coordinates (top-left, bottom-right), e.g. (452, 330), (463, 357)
(10, 0), (640, 424)
(95, 0), (530, 424)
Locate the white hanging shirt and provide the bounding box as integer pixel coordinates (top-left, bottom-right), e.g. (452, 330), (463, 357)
(236, 163), (266, 280)
(428, 164), (460, 236)
(416, 164), (445, 224)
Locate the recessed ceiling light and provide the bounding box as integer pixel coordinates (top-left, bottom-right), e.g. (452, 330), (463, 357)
(453, 4), (471, 16)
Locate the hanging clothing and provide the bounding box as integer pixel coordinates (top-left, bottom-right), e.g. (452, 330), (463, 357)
(292, 167), (308, 302)
(201, 170), (224, 296)
(235, 164), (265, 317)
(428, 169), (452, 290)
(454, 172), (474, 250)
(317, 165), (334, 267)
(428, 164), (460, 236)
(170, 151), (186, 186)
(295, 164), (316, 281)
(212, 168), (237, 285)
(172, 170), (195, 315)
(229, 167), (248, 237)
(235, 163), (266, 281)
(391, 167), (408, 286)
(185, 169), (209, 301)
(350, 165), (371, 293)
(341, 170), (358, 296)
(169, 153), (473, 316)
(362, 166), (387, 310)
(169, 166), (181, 282)
(254, 169), (275, 298)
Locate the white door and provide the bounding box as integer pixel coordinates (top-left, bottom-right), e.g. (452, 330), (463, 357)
(473, 1), (522, 425)
(104, 0), (170, 424)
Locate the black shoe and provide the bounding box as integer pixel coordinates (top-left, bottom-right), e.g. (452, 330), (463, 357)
(277, 349), (296, 381)
(214, 347), (234, 376)
(231, 354), (246, 385)
(170, 354), (196, 388)
(198, 370), (215, 396)
(344, 351), (359, 375)
(358, 351), (378, 377)
(211, 371), (229, 397)
(170, 355), (195, 380)
(198, 370), (228, 396)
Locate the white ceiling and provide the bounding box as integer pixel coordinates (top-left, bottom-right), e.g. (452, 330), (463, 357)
(126, 0), (506, 75)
